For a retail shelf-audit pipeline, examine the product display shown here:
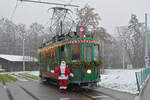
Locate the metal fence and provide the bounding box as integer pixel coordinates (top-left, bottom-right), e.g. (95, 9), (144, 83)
(135, 68), (150, 91)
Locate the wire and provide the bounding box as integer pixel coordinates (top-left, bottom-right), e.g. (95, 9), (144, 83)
(68, 0), (73, 5)
(10, 0), (21, 21)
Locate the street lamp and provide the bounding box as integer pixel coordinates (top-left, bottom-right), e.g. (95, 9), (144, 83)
(23, 35), (25, 71)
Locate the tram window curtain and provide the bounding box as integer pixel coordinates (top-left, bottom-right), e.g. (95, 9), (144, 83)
(71, 44), (81, 61)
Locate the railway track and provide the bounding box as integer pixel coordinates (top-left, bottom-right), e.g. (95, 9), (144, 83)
(0, 75), (14, 100)
(20, 86), (40, 100)
(0, 75), (39, 100)
(0, 80), (118, 100)
(81, 88), (118, 100)
(57, 85), (117, 100)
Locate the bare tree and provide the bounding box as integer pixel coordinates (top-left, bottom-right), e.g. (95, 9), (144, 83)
(27, 23), (45, 57)
(0, 18), (18, 54)
(76, 4), (101, 31)
(117, 14), (145, 68)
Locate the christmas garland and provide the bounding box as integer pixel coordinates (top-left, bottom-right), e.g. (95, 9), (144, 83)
(68, 60), (102, 69)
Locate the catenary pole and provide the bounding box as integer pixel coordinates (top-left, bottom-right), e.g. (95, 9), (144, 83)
(144, 13), (149, 68)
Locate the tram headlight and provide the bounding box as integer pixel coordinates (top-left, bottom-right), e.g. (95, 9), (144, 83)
(87, 69), (92, 74)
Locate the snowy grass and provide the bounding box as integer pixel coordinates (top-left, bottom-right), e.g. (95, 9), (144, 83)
(27, 71), (39, 77)
(0, 71), (40, 81)
(98, 69), (141, 94)
(0, 74), (19, 83)
(19, 73), (40, 80)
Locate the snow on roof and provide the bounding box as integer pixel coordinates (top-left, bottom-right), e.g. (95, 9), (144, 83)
(0, 54), (38, 62)
(0, 69), (5, 71)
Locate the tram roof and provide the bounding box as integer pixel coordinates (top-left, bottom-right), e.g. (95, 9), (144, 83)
(38, 38), (100, 54)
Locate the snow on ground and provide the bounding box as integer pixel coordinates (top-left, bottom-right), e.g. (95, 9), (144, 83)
(27, 71), (39, 76)
(0, 71), (40, 81)
(98, 69), (141, 94)
(0, 69), (142, 94)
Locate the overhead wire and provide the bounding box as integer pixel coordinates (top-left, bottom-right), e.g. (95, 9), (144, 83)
(68, 0), (73, 5)
(10, 0), (22, 21)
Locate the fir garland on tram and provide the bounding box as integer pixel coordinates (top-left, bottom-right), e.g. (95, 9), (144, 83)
(67, 60), (102, 69)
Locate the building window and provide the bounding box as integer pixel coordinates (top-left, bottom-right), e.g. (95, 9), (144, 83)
(0, 65), (2, 69)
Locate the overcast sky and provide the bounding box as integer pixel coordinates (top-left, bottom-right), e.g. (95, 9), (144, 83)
(0, 0), (150, 34)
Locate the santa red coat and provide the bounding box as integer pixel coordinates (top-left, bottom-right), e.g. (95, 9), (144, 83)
(54, 66), (71, 80)
(54, 65), (72, 89)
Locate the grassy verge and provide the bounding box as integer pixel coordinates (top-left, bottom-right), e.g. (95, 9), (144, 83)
(0, 77), (2, 82)
(19, 73), (40, 80)
(0, 74), (19, 83)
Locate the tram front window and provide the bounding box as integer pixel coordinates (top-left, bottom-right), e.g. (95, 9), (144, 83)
(60, 46), (65, 59)
(94, 45), (100, 60)
(71, 44), (81, 61)
(65, 46), (69, 62)
(85, 45), (92, 61)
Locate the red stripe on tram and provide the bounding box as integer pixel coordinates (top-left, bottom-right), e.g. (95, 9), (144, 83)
(42, 72), (58, 79)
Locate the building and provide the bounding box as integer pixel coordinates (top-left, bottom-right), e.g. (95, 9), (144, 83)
(0, 54), (38, 72)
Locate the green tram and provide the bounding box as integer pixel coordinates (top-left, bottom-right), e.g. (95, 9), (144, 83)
(38, 37), (101, 86)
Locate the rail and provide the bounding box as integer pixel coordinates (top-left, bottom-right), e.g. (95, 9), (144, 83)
(135, 68), (150, 91)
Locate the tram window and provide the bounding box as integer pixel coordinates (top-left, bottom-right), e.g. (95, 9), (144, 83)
(65, 46), (69, 62)
(46, 52), (49, 63)
(54, 48), (57, 62)
(60, 46), (65, 59)
(71, 44), (81, 61)
(85, 45), (92, 61)
(94, 45), (100, 60)
(40, 54), (42, 63)
(42, 53), (45, 63)
(51, 49), (54, 62)
(48, 49), (51, 63)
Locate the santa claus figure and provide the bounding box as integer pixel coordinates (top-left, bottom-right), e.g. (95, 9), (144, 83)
(51, 60), (73, 89)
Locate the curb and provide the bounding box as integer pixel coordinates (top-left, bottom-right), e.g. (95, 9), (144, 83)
(138, 75), (150, 100)
(98, 85), (138, 95)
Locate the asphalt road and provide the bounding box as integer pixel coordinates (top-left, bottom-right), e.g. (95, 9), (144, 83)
(0, 81), (117, 100)
(140, 76), (150, 100)
(94, 87), (136, 100)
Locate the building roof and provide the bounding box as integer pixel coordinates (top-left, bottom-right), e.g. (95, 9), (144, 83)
(0, 54), (38, 62)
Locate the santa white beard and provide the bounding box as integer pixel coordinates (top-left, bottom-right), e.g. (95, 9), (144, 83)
(60, 63), (66, 74)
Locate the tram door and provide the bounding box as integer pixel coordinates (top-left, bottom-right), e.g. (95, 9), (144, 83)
(71, 44), (82, 81)
(82, 44), (97, 81)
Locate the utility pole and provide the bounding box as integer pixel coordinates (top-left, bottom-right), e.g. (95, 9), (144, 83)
(144, 13), (149, 68)
(122, 47), (125, 69)
(23, 33), (25, 71)
(101, 40), (105, 73)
